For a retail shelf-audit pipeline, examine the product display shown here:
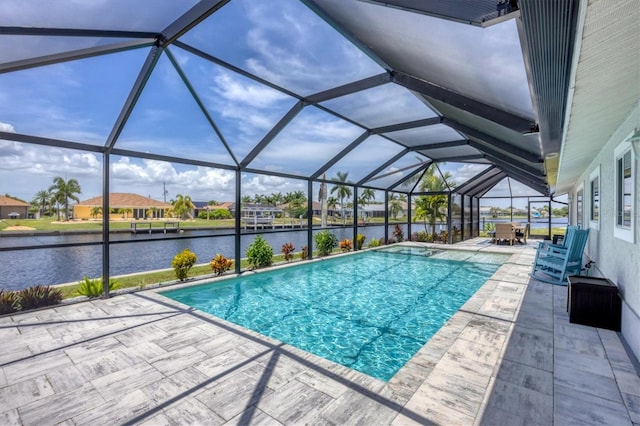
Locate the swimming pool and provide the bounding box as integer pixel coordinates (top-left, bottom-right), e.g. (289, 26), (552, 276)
(161, 246), (508, 381)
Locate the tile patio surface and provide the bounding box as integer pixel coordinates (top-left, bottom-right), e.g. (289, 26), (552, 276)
(1, 239), (639, 425)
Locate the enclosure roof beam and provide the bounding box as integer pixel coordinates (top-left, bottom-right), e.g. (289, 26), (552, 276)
(165, 48), (239, 166)
(370, 116), (442, 134)
(240, 100), (305, 168)
(0, 39), (153, 74)
(106, 46), (162, 149)
(454, 165), (498, 194)
(0, 131), (105, 153)
(392, 71), (536, 132)
(388, 160), (432, 191)
(445, 118), (541, 163)
(311, 131), (371, 179)
(161, 0), (230, 45)
(111, 148), (237, 171)
(410, 139), (468, 151)
(467, 140), (544, 177)
(306, 73), (391, 104)
(357, 148), (409, 186)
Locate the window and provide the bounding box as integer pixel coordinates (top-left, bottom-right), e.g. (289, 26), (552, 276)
(576, 186), (583, 228)
(614, 138), (635, 242)
(589, 167), (599, 230)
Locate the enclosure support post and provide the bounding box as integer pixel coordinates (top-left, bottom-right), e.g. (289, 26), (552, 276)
(353, 186), (358, 249)
(384, 191), (389, 244)
(102, 151), (110, 298)
(307, 179), (313, 259)
(235, 169), (241, 274)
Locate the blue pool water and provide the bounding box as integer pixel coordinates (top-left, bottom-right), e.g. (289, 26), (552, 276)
(161, 247), (508, 381)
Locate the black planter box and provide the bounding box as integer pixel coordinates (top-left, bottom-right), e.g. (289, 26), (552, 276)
(567, 276), (621, 331)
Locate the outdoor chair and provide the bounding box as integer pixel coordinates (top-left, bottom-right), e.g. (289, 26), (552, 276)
(515, 222), (530, 244)
(530, 228), (590, 285)
(495, 223), (516, 245)
(536, 225), (580, 254)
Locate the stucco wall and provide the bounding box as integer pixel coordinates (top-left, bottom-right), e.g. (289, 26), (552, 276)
(570, 104), (640, 361)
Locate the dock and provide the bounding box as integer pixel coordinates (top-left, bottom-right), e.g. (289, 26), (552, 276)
(130, 221), (180, 234)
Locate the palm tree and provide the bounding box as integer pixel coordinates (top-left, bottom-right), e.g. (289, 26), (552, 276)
(389, 193), (406, 219)
(358, 188), (375, 221)
(90, 206), (103, 219)
(49, 177), (82, 221)
(413, 165), (454, 237)
(32, 189), (51, 217)
(172, 194), (195, 220)
(330, 171), (352, 224)
(327, 196), (338, 223)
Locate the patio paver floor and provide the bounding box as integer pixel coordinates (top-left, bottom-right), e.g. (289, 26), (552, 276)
(1, 239), (638, 425)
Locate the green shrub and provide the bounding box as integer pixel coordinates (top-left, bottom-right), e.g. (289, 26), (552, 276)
(211, 209), (232, 220)
(77, 276), (119, 297)
(0, 289), (20, 315)
(315, 230), (338, 256)
(416, 230), (430, 242)
(210, 253), (233, 276)
(368, 238), (381, 248)
(246, 235), (273, 269)
(172, 249), (198, 281)
(281, 242), (295, 262)
(18, 285), (63, 310)
(356, 233), (366, 250)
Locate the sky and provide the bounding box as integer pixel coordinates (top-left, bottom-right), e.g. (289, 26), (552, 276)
(0, 0), (533, 205)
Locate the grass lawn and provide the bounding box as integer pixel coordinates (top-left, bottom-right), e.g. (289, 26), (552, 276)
(56, 252), (321, 299)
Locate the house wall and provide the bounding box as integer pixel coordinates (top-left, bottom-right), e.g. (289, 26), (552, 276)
(0, 206), (29, 219)
(570, 104), (640, 360)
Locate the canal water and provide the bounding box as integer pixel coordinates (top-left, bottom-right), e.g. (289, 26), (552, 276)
(0, 226), (391, 291)
(0, 218), (566, 292)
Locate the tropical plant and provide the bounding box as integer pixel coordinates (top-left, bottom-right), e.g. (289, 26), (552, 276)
(393, 224), (405, 242)
(77, 276), (119, 297)
(281, 242), (295, 262)
(32, 189), (52, 217)
(413, 165), (454, 236)
(330, 172), (352, 224)
(315, 230), (338, 256)
(358, 188), (375, 220)
(327, 196), (338, 223)
(368, 238), (381, 248)
(210, 254), (233, 276)
(172, 194), (195, 220)
(339, 239), (352, 252)
(246, 235), (273, 269)
(0, 289), (20, 314)
(49, 176), (82, 221)
(171, 249), (197, 281)
(18, 285), (63, 310)
(300, 245), (309, 260)
(90, 206), (103, 219)
(356, 233), (366, 250)
(415, 230), (430, 242)
(389, 193), (407, 220)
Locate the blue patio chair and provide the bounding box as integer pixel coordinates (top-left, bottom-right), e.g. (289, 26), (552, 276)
(535, 225), (580, 255)
(530, 228), (590, 285)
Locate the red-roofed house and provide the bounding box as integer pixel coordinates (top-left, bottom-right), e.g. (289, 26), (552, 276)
(73, 193), (172, 220)
(0, 195), (30, 220)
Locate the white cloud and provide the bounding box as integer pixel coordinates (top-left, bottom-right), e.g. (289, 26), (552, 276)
(0, 121), (16, 132)
(212, 72), (289, 109)
(111, 157), (237, 201)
